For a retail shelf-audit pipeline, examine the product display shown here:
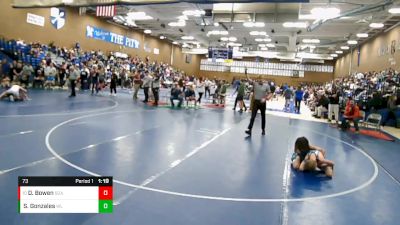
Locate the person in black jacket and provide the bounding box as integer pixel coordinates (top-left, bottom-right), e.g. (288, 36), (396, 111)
(313, 92), (329, 118)
(110, 73), (117, 96)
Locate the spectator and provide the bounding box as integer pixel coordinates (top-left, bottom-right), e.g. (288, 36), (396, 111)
(21, 63), (34, 87)
(341, 98), (361, 133)
(382, 94), (398, 127)
(170, 83), (183, 108)
(294, 86), (303, 113)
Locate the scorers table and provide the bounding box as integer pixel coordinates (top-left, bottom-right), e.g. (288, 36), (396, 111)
(18, 176), (113, 213)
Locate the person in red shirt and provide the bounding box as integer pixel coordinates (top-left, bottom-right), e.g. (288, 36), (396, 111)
(341, 98), (361, 133)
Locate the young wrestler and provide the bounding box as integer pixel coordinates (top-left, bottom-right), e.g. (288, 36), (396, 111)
(301, 149), (335, 178)
(291, 137), (326, 170)
(0, 84), (29, 101)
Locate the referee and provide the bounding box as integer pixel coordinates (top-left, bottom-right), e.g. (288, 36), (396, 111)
(245, 69), (272, 136)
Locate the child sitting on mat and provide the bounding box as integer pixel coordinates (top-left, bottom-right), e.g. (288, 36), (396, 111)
(291, 136), (334, 178)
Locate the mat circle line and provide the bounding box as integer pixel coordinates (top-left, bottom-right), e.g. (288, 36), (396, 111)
(45, 111), (379, 202)
(0, 99), (119, 118)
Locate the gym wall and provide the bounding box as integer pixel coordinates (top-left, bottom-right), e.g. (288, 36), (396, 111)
(199, 59), (334, 86)
(334, 26), (400, 78)
(0, 0), (200, 76)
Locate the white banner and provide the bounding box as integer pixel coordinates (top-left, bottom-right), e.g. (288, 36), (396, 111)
(26, 13), (45, 27)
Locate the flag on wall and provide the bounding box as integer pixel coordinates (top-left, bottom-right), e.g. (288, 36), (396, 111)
(96, 5), (116, 17)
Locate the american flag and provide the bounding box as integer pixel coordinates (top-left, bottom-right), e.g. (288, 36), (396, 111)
(96, 5), (116, 17)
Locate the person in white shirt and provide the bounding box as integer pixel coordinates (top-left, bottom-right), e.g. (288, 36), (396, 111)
(0, 84), (29, 101)
(196, 77), (205, 104)
(44, 63), (57, 88)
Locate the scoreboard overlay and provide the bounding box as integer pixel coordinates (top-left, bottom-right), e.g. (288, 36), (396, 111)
(18, 176), (113, 213)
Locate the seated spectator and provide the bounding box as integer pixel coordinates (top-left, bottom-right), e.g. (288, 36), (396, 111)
(184, 85), (197, 108)
(21, 63), (34, 88)
(313, 92), (329, 118)
(33, 70), (45, 89)
(340, 98), (361, 133)
(218, 80), (229, 106)
(170, 83), (183, 108)
(44, 63), (57, 89)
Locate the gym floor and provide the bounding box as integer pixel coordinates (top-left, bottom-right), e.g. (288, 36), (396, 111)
(1, 89), (399, 225)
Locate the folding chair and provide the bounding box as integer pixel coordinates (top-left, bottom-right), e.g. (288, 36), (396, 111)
(365, 113), (382, 130)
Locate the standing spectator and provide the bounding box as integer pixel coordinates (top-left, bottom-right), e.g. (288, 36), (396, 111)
(142, 71), (152, 103)
(204, 78), (211, 98)
(236, 79), (247, 112)
(12, 61), (23, 83)
(196, 77), (205, 104)
(68, 64), (80, 97)
(382, 94), (398, 127)
(294, 86), (304, 113)
(110, 73), (117, 96)
(283, 86), (293, 109)
(151, 73), (161, 106)
(132, 70), (141, 100)
(80, 64), (89, 90)
(58, 62), (67, 88)
(328, 89), (340, 123)
(90, 66), (99, 95)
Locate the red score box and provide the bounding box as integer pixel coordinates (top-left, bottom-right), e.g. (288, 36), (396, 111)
(99, 186), (113, 200)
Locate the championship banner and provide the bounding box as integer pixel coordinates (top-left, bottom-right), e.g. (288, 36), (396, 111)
(13, 0), (309, 8)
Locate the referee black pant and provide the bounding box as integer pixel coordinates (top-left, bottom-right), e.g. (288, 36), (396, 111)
(247, 99), (266, 131)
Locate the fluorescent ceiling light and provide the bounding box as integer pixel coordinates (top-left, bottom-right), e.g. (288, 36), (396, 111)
(228, 37), (237, 42)
(182, 10), (205, 17)
(144, 29), (151, 34)
(341, 46), (350, 50)
(250, 31), (267, 36)
(369, 23), (384, 28)
(181, 36), (194, 40)
(168, 21), (186, 27)
(302, 39), (320, 44)
(207, 30), (229, 36)
(172, 41), (178, 45)
(283, 22), (308, 28)
(258, 44), (266, 47)
(389, 7), (400, 14)
(126, 12), (153, 21)
(227, 42), (242, 47)
(220, 37), (228, 41)
(177, 15), (188, 21)
(336, 50), (343, 54)
(243, 22), (265, 28)
(214, 22), (219, 27)
(347, 40), (357, 45)
(160, 36), (165, 40)
(356, 33), (368, 38)
(266, 43), (275, 48)
(260, 47), (268, 51)
(331, 54), (338, 57)
(310, 7), (340, 20)
(255, 38), (271, 42)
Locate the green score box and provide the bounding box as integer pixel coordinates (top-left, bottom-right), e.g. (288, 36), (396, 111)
(99, 200), (113, 213)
